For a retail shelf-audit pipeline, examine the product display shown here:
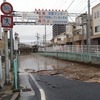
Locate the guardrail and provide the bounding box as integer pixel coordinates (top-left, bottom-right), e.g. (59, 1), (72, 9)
(38, 45), (100, 64)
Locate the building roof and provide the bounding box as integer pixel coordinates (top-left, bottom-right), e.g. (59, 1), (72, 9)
(92, 3), (100, 10)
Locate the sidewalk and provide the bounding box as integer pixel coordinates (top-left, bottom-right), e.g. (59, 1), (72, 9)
(0, 63), (20, 100)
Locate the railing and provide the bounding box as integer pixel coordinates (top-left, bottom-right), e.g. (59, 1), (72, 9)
(38, 45), (100, 64)
(39, 45), (100, 57)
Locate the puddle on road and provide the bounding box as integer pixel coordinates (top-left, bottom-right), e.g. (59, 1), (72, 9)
(19, 55), (74, 76)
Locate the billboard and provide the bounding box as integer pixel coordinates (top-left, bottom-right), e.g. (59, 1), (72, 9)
(14, 12), (39, 21)
(34, 9), (68, 25)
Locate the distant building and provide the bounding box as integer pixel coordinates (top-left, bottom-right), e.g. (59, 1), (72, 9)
(64, 22), (76, 45)
(50, 3), (100, 46)
(53, 32), (66, 45)
(52, 24), (66, 38)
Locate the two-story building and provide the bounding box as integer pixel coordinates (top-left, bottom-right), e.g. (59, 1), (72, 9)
(91, 3), (100, 45)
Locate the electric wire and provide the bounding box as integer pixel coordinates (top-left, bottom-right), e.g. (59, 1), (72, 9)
(57, 0), (68, 9)
(66, 0), (75, 10)
(79, 0), (100, 13)
(51, 0), (61, 9)
(71, 0), (87, 13)
(51, 0), (69, 10)
(68, 14), (75, 22)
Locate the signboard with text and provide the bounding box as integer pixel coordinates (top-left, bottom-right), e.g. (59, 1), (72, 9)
(14, 12), (39, 21)
(34, 9), (68, 25)
(22, 12), (39, 20)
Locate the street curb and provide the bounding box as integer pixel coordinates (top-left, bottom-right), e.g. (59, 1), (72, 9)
(10, 92), (20, 100)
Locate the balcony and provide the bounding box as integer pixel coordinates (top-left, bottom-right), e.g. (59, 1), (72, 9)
(73, 34), (82, 41)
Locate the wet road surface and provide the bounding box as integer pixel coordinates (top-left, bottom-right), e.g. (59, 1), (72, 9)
(18, 73), (41, 100)
(18, 54), (100, 100)
(19, 54), (70, 72)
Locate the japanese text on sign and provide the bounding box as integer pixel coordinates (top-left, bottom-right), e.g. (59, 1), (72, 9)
(34, 9), (68, 25)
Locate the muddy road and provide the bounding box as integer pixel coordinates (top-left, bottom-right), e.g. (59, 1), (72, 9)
(19, 54), (100, 83)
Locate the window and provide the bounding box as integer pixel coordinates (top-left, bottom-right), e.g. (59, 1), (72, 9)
(77, 32), (80, 35)
(94, 11), (100, 19)
(95, 25), (100, 32)
(97, 11), (99, 18)
(94, 12), (96, 19)
(57, 38), (61, 41)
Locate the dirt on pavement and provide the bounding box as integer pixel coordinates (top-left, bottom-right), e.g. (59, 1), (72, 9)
(25, 62), (100, 84)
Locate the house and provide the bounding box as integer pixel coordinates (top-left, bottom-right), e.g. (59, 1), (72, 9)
(91, 3), (100, 45)
(64, 22), (76, 45)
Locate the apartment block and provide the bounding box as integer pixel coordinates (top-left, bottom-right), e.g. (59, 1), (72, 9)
(52, 24), (66, 37)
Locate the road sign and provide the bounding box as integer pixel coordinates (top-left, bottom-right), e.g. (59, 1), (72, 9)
(1, 15), (13, 28)
(0, 2), (13, 15)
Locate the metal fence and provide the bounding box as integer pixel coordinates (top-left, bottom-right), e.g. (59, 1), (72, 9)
(38, 45), (100, 64)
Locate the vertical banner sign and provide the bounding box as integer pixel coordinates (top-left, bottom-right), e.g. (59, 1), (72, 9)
(0, 51), (2, 80)
(14, 40), (18, 50)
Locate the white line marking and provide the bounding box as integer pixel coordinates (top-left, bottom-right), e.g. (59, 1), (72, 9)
(30, 74), (46, 100)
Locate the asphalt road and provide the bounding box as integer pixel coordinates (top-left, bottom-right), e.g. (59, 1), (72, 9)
(33, 74), (100, 100)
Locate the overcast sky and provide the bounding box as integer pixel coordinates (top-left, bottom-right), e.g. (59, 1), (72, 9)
(0, 0), (100, 43)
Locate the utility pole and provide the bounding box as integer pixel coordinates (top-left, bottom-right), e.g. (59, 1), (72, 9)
(10, 11), (14, 70)
(43, 35), (45, 47)
(3, 0), (11, 85)
(87, 0), (91, 62)
(0, 50), (2, 89)
(81, 13), (87, 52)
(4, 29), (10, 85)
(44, 24), (46, 52)
(81, 15), (84, 53)
(44, 24), (47, 70)
(10, 28), (13, 69)
(36, 33), (40, 47)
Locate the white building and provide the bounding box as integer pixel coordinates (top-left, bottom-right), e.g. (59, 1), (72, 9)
(53, 32), (66, 45)
(92, 3), (100, 35)
(91, 3), (100, 45)
(66, 22), (75, 37)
